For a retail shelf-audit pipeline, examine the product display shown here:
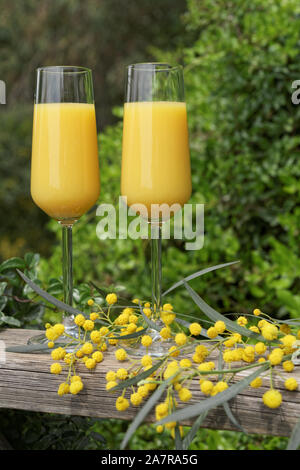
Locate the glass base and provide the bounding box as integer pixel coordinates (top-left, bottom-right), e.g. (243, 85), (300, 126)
(27, 332), (49, 346)
(27, 317), (79, 352)
(121, 319), (172, 358)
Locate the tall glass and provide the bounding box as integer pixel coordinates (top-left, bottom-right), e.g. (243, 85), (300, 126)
(121, 63), (191, 321)
(31, 66), (100, 340)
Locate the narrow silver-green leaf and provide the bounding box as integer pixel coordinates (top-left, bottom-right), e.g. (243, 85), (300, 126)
(277, 319), (300, 326)
(139, 303), (161, 332)
(17, 269), (84, 316)
(287, 416), (300, 450)
(90, 281), (137, 307)
(6, 341), (77, 354)
(121, 374), (175, 449)
(157, 363), (269, 425)
(217, 344), (246, 432)
(109, 327), (148, 341)
(6, 344), (51, 353)
(89, 281), (107, 298)
(174, 425), (183, 450)
(218, 343), (224, 380)
(110, 359), (165, 392)
(217, 350), (247, 437)
(182, 411), (208, 450)
(184, 282), (272, 343)
(223, 402), (247, 434)
(162, 261), (239, 297)
(174, 311), (214, 325)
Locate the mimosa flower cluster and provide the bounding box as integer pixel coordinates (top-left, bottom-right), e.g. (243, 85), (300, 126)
(46, 294), (300, 435)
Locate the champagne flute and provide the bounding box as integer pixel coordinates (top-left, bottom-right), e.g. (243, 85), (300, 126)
(30, 66), (100, 342)
(121, 63), (191, 347)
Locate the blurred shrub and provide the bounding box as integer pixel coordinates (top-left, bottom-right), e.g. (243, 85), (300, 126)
(0, 0), (187, 125)
(0, 0), (187, 261)
(0, 105), (56, 260)
(0, 409), (288, 450)
(38, 0), (300, 319)
(179, 0), (300, 317)
(0, 253), (46, 328)
(0, 410), (106, 450)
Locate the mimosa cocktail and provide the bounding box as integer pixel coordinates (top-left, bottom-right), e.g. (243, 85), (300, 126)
(121, 63), (192, 354)
(29, 66), (99, 344)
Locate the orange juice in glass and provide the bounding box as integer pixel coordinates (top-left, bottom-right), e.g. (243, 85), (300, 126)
(31, 102), (100, 223)
(121, 101), (191, 214)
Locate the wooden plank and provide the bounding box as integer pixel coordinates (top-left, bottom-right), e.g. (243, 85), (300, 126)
(0, 328), (299, 437)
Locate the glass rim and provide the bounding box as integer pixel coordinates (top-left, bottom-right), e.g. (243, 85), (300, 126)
(126, 62), (183, 72)
(36, 65), (92, 75)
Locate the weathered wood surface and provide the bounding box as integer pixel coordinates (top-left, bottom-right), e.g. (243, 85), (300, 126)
(0, 328), (299, 437)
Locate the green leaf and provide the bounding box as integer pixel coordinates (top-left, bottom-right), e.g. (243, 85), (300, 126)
(0, 295), (8, 312)
(0, 313), (21, 327)
(277, 290), (300, 318)
(162, 261), (240, 297)
(109, 327), (148, 341)
(218, 343), (224, 380)
(174, 425), (183, 450)
(6, 340), (77, 353)
(120, 373), (175, 450)
(90, 281), (137, 308)
(182, 411), (208, 450)
(157, 363), (269, 425)
(89, 281), (109, 298)
(287, 416), (300, 450)
(47, 282), (64, 296)
(90, 431), (106, 444)
(24, 253), (40, 269)
(139, 303), (161, 332)
(250, 285), (265, 298)
(0, 258), (26, 273)
(6, 344), (51, 353)
(0, 282), (7, 296)
(183, 282), (272, 343)
(16, 269), (85, 317)
(216, 343), (246, 433)
(277, 319), (300, 326)
(223, 402), (247, 434)
(110, 359), (165, 392)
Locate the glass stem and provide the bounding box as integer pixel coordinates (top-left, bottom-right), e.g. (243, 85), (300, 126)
(151, 223), (162, 319)
(62, 224), (73, 325)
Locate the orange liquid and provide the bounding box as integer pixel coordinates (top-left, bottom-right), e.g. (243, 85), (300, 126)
(121, 101), (191, 216)
(31, 103), (100, 222)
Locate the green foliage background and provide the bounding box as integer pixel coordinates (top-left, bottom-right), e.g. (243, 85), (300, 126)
(40, 0), (300, 320)
(0, 0), (187, 259)
(0, 0), (299, 451)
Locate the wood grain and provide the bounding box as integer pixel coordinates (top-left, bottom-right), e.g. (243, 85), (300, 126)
(0, 328), (299, 437)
